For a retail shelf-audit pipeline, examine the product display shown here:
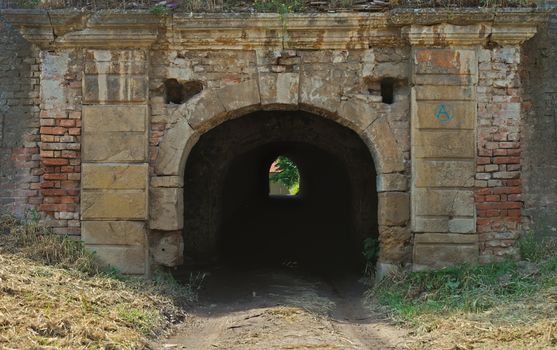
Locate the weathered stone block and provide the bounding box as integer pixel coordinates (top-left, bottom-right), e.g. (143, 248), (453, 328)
(413, 74), (477, 86)
(259, 72), (299, 106)
(84, 60), (145, 75)
(218, 80), (260, 112)
(413, 130), (475, 158)
(448, 218), (476, 233)
(338, 95), (379, 132)
(150, 230), (184, 267)
(83, 105), (147, 132)
(82, 190), (147, 220)
(368, 62), (409, 80)
(415, 101), (475, 129)
(151, 176), (183, 188)
(378, 192), (410, 226)
(82, 220), (146, 245)
(376, 173), (407, 192)
(413, 233), (478, 270)
(86, 244), (145, 274)
(180, 89), (226, 130)
(299, 70), (341, 113)
(378, 226), (412, 263)
(83, 132), (147, 162)
(414, 86), (476, 101)
(414, 188), (474, 217)
(363, 118), (405, 174)
(82, 164), (147, 189)
(155, 118), (199, 176)
(414, 48), (477, 76)
(149, 187), (183, 231)
(414, 217), (448, 233)
(415, 160), (475, 187)
(83, 75), (148, 103)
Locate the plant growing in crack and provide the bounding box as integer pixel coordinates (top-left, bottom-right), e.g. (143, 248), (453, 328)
(253, 0), (303, 49)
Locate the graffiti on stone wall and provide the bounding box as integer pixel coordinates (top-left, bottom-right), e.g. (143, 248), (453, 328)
(434, 103), (453, 123)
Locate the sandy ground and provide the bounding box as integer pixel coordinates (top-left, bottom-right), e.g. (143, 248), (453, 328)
(156, 267), (409, 350)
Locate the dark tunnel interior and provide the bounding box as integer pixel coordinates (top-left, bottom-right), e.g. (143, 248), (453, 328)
(182, 110), (378, 275)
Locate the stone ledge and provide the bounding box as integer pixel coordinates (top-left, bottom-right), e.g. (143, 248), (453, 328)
(1, 8), (550, 49)
(82, 220), (146, 245)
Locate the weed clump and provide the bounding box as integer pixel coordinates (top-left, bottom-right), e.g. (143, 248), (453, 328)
(0, 212), (101, 274)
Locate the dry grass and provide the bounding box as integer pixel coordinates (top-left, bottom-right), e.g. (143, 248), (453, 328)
(407, 287), (557, 349)
(371, 231), (557, 350)
(0, 213), (194, 349)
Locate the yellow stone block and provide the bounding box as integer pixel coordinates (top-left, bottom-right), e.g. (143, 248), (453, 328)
(415, 159), (475, 187)
(83, 133), (146, 162)
(413, 130), (475, 158)
(82, 190), (147, 220)
(414, 85), (475, 101)
(82, 164), (148, 190)
(82, 221), (146, 245)
(415, 101), (475, 129)
(83, 105), (147, 132)
(85, 244), (145, 274)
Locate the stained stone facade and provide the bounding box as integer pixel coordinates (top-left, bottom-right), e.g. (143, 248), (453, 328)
(0, 8), (552, 275)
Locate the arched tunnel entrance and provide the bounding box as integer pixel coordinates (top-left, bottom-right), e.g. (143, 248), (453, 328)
(182, 110), (377, 275)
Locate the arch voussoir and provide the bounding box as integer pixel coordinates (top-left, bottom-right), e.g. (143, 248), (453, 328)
(363, 116), (405, 175)
(258, 71), (300, 108)
(154, 118), (199, 176)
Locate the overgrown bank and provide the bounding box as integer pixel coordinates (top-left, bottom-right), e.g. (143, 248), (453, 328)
(370, 233), (557, 349)
(0, 213), (195, 349)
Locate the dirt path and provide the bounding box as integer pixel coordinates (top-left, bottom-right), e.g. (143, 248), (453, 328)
(157, 267), (409, 350)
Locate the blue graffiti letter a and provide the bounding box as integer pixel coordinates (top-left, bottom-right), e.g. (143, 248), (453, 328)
(435, 104), (452, 123)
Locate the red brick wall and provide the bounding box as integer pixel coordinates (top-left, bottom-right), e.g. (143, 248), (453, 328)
(476, 47), (524, 262)
(36, 51), (83, 235)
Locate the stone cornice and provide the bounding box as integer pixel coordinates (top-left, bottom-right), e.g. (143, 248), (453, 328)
(0, 8), (552, 49)
(0, 10), (161, 49)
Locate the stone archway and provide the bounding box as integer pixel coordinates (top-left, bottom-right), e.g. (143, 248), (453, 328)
(151, 78), (410, 276)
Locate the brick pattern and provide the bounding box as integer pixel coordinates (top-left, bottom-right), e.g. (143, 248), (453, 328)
(37, 51), (82, 235)
(476, 47), (523, 262)
(0, 19), (41, 217)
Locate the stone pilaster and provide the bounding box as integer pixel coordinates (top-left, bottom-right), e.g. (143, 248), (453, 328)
(81, 50), (150, 274)
(409, 29), (481, 269)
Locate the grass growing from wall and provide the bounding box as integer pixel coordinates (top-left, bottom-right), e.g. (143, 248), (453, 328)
(0, 213), (196, 349)
(369, 233), (557, 348)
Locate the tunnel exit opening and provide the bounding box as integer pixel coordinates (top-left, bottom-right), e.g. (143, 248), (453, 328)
(182, 110), (378, 275)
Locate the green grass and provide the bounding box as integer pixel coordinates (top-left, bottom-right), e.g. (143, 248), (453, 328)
(370, 233), (557, 323)
(115, 305), (162, 336)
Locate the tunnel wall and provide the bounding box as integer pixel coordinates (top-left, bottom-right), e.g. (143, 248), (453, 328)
(0, 10), (552, 275)
(181, 111), (378, 270)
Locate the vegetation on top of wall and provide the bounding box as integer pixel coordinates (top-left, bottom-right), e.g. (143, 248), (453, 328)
(0, 0), (539, 11)
(0, 212), (196, 348)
